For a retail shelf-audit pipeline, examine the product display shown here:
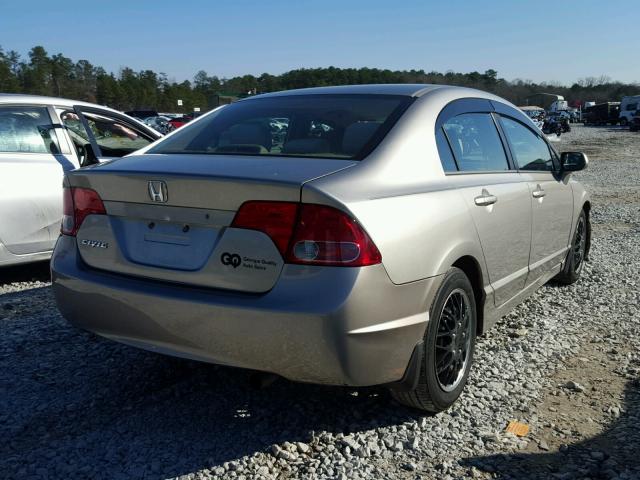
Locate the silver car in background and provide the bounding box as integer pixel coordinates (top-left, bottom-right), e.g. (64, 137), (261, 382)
(0, 94), (161, 266)
(51, 85), (590, 412)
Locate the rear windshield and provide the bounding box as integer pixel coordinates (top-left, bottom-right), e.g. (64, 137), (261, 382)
(149, 94), (412, 160)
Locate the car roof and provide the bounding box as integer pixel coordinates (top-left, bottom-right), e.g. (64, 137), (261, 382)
(0, 93), (119, 112)
(0, 93), (164, 138)
(249, 84), (446, 99)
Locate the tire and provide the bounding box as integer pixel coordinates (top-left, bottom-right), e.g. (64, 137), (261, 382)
(390, 267), (477, 412)
(620, 118), (628, 127)
(554, 209), (588, 285)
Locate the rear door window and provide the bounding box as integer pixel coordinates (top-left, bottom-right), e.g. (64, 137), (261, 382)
(0, 106), (62, 154)
(442, 113), (509, 172)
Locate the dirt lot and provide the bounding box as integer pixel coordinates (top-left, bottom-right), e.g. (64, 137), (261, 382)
(1, 125), (639, 480)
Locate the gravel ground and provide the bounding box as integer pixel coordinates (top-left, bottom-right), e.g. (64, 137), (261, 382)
(1, 124), (639, 480)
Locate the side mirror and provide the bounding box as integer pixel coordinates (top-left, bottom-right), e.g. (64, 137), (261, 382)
(560, 152), (588, 172)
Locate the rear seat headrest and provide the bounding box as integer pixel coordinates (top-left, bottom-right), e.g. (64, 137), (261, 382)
(228, 123), (272, 150)
(282, 138), (331, 154)
(342, 122), (381, 155)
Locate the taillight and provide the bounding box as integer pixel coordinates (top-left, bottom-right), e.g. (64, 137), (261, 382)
(231, 201), (381, 267)
(286, 204), (381, 266)
(231, 201), (299, 255)
(61, 187), (106, 236)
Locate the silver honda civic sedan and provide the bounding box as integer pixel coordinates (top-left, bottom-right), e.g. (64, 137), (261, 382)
(51, 84), (591, 412)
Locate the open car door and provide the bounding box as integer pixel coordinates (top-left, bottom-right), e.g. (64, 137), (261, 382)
(58, 106), (161, 166)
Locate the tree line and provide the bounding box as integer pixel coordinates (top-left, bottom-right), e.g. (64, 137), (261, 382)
(1, 45), (639, 113)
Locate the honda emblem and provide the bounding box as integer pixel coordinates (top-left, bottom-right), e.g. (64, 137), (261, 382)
(148, 181), (168, 203)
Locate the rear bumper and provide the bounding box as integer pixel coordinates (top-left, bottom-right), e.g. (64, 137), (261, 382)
(51, 235), (442, 386)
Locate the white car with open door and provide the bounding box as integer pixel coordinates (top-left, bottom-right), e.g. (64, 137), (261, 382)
(0, 94), (162, 266)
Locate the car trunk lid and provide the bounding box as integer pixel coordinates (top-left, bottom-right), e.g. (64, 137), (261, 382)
(67, 154), (356, 292)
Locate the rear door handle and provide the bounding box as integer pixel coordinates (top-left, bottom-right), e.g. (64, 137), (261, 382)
(532, 185), (546, 198)
(474, 190), (498, 206)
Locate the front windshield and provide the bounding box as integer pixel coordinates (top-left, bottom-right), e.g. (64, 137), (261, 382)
(149, 94), (411, 160)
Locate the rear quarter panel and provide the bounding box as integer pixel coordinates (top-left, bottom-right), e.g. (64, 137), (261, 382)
(302, 89), (495, 286)
(306, 187), (485, 285)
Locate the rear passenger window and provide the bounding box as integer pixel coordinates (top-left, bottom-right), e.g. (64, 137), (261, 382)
(435, 128), (457, 172)
(499, 116), (555, 171)
(442, 113), (509, 172)
(0, 106), (61, 154)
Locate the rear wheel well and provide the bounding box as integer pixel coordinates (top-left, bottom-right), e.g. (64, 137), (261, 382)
(452, 256), (485, 335)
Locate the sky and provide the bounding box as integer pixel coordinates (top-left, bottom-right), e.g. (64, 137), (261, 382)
(1, 0), (639, 85)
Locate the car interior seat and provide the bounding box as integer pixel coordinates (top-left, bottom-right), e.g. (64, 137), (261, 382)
(282, 138), (331, 155)
(341, 122), (381, 156)
(222, 122), (272, 151)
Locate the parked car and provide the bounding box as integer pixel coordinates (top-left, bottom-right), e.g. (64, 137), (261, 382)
(519, 106), (544, 130)
(0, 94), (162, 266)
(567, 108), (581, 123)
(630, 111), (640, 132)
(167, 116), (191, 129)
(543, 113), (571, 135)
(124, 109), (159, 120)
(619, 95), (640, 126)
(51, 85), (591, 412)
(159, 113), (183, 119)
(144, 115), (174, 135)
